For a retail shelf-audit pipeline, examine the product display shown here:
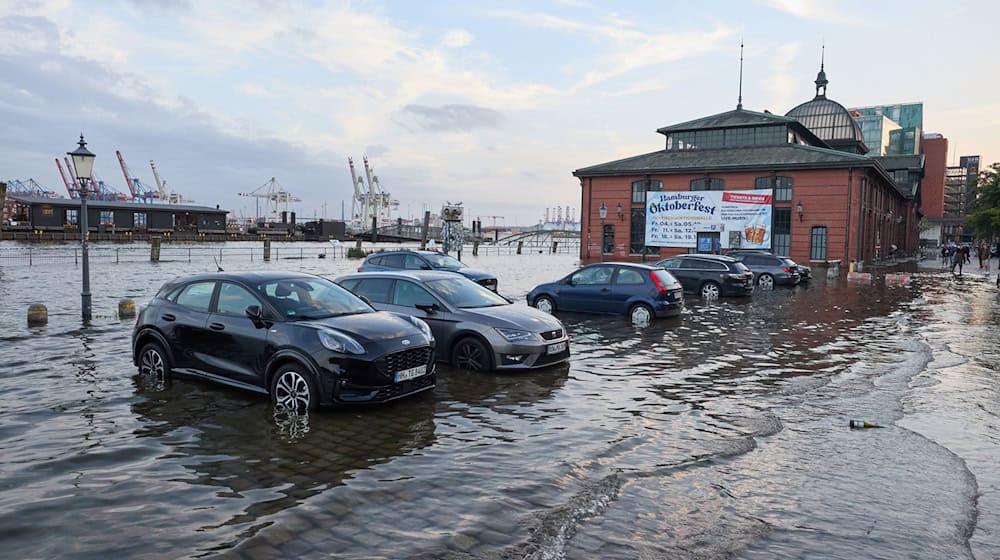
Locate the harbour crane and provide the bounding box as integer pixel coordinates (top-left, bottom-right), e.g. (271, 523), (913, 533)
(55, 157), (79, 198)
(116, 150), (159, 202)
(238, 177), (301, 221)
(5, 178), (63, 198)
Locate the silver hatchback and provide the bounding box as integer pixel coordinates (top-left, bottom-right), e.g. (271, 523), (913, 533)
(334, 271), (570, 371)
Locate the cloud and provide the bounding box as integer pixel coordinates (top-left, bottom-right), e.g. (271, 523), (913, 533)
(759, 0), (866, 25)
(394, 104), (504, 133)
(489, 10), (733, 90)
(442, 29), (472, 48)
(762, 42), (801, 113)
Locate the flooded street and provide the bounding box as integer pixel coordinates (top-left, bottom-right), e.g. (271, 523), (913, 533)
(1, 243), (999, 559)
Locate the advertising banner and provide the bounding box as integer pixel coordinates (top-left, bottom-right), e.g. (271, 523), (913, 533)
(645, 189), (773, 249)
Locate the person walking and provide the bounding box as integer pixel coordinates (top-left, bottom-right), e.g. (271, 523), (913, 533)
(952, 249), (964, 276)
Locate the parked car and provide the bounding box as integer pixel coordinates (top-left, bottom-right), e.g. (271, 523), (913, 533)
(526, 262), (684, 323)
(132, 272), (436, 412)
(726, 252), (800, 288)
(654, 254), (754, 298)
(726, 249), (812, 282)
(335, 271), (569, 371)
(359, 250), (498, 292)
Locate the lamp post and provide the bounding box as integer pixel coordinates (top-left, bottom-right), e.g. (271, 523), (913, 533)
(69, 134), (96, 321)
(599, 202), (608, 262)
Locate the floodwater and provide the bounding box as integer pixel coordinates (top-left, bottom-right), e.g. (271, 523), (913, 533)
(1, 242), (999, 559)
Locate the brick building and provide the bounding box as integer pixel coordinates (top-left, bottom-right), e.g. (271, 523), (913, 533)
(573, 65), (919, 267)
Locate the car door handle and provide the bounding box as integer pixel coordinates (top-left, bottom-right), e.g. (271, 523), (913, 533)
(209, 322), (225, 331)
(161, 313), (176, 322)
(601, 287), (610, 292)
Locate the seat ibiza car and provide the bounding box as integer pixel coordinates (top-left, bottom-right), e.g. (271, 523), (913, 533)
(132, 272), (436, 412)
(526, 263), (684, 323)
(336, 271), (569, 371)
(359, 250), (498, 292)
(654, 254), (754, 298)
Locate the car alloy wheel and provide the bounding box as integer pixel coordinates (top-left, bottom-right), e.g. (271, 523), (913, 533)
(758, 274), (775, 290)
(139, 343), (168, 379)
(453, 338), (491, 371)
(701, 281), (721, 299)
(271, 367), (316, 414)
(534, 296), (555, 314)
(629, 304), (653, 325)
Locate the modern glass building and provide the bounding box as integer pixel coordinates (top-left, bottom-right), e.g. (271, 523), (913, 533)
(850, 102), (924, 156)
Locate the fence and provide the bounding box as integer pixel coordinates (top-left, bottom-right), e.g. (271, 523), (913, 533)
(0, 240), (581, 267)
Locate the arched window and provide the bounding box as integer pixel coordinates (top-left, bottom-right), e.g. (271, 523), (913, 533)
(631, 179), (662, 204)
(690, 178), (724, 191)
(754, 176), (793, 202)
(810, 226), (828, 261)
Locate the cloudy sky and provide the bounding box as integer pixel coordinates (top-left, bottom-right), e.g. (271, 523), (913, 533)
(2, 0), (997, 226)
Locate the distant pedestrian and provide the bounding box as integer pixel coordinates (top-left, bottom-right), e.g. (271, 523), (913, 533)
(952, 250), (964, 276)
(964, 245), (972, 264)
(426, 239), (438, 251)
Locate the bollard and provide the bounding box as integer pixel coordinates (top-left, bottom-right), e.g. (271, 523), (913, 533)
(517, 241), (523, 255)
(27, 303), (48, 326)
(118, 298), (137, 319)
(263, 239), (271, 261)
(552, 241), (559, 254)
(150, 237), (161, 262)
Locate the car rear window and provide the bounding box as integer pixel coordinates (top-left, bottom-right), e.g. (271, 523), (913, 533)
(782, 258), (797, 267)
(652, 270), (678, 286)
(731, 262), (751, 273)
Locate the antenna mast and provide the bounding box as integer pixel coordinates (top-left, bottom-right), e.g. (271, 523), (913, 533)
(737, 40), (744, 110)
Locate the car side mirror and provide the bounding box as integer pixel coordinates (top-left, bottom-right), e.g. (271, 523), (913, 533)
(415, 303), (439, 314)
(565, 277), (575, 286)
(245, 305), (265, 327)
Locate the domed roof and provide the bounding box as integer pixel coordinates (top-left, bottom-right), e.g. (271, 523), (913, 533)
(785, 63), (868, 154)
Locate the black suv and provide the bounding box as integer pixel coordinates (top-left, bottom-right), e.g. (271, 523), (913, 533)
(727, 249), (812, 282)
(359, 250), (498, 292)
(132, 272), (436, 412)
(725, 252), (801, 288)
(654, 254), (754, 298)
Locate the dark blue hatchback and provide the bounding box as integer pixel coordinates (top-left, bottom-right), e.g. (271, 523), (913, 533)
(526, 263), (684, 323)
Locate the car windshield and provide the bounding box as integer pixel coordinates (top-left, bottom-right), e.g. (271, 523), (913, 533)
(257, 277), (372, 319)
(423, 253), (465, 270)
(426, 277), (508, 308)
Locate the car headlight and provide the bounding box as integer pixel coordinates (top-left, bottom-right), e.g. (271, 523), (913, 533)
(495, 328), (534, 342)
(318, 329), (365, 355)
(407, 315), (433, 341)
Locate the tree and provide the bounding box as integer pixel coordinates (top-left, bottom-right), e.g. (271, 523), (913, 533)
(966, 163), (1000, 240)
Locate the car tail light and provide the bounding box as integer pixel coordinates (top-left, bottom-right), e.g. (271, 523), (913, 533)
(782, 267), (792, 273)
(649, 271), (667, 293)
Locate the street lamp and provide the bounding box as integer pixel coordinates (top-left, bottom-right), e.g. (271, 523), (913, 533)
(599, 202), (608, 262)
(68, 134), (95, 321)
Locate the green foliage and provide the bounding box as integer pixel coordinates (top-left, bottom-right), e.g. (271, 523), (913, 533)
(967, 163), (1000, 239)
(917, 216), (933, 233)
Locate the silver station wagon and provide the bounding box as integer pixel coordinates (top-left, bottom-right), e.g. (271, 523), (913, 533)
(335, 271), (570, 372)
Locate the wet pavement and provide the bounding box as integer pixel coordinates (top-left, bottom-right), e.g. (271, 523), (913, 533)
(1, 242), (999, 559)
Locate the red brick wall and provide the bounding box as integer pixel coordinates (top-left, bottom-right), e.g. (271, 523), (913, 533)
(579, 167), (905, 265)
(920, 137), (948, 219)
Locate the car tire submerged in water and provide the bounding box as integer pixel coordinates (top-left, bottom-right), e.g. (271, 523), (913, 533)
(757, 274), (775, 289)
(452, 337), (492, 371)
(270, 363), (319, 414)
(138, 341), (170, 378)
(629, 303), (654, 325)
(700, 281), (721, 299)
(533, 295), (556, 314)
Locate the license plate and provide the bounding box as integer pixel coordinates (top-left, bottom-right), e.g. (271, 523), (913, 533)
(394, 365), (427, 383)
(546, 341), (568, 354)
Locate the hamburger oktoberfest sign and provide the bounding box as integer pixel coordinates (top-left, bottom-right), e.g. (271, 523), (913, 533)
(644, 189), (774, 249)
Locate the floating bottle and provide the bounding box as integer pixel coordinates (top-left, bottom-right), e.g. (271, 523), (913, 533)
(849, 420), (882, 429)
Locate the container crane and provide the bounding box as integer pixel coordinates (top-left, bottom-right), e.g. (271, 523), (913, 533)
(238, 177), (301, 221)
(5, 178), (63, 198)
(55, 157), (79, 198)
(116, 150), (159, 202)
